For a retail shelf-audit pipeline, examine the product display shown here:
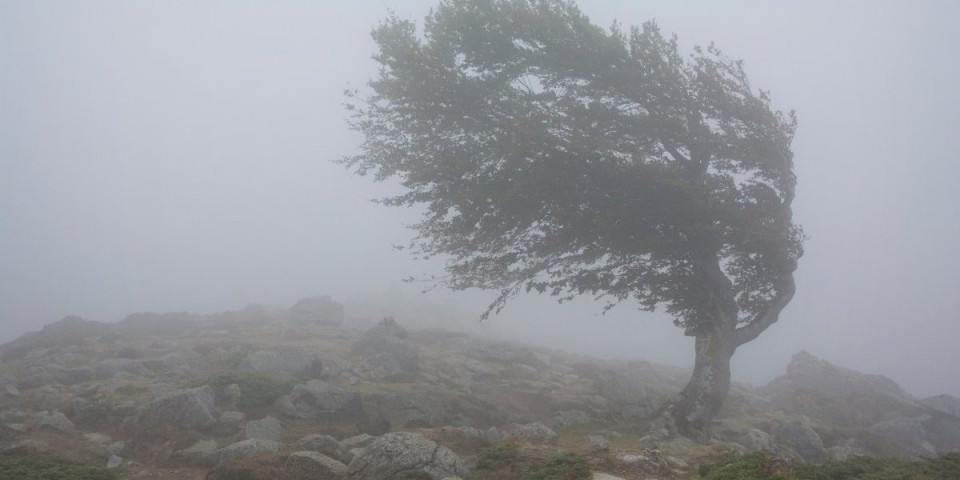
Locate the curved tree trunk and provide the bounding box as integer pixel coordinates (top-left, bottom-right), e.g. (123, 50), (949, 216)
(673, 328), (734, 441)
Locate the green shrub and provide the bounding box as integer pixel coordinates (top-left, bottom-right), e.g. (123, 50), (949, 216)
(0, 455), (121, 480)
(477, 442), (519, 470)
(525, 452), (590, 480)
(794, 453), (960, 480)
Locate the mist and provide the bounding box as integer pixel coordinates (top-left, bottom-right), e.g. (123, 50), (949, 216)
(2, 0), (959, 400)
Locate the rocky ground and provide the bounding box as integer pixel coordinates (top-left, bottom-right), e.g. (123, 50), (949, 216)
(1, 295), (959, 479)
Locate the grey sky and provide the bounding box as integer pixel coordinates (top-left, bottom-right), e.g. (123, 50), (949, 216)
(2, 1), (958, 398)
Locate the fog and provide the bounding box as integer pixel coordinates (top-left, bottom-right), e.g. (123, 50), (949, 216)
(2, 1), (958, 398)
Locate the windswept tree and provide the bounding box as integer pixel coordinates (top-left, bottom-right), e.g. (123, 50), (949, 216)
(344, 0), (803, 440)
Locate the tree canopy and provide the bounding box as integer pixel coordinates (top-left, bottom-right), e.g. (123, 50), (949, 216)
(346, 0), (802, 338)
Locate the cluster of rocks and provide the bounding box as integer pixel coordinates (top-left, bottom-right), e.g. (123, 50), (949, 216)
(2, 297), (960, 479)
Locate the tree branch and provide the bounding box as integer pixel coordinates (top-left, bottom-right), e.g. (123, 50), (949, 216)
(733, 273), (796, 347)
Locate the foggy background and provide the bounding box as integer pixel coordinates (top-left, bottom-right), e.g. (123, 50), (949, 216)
(2, 1), (958, 398)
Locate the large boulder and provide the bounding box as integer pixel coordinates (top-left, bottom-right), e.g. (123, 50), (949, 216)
(245, 415), (282, 442)
(275, 380), (363, 421)
(353, 318), (419, 379)
(216, 438), (282, 467)
(763, 351), (920, 427)
(348, 432), (466, 480)
(502, 423), (558, 444)
(240, 348), (324, 379)
(141, 385), (217, 430)
(289, 295), (345, 326)
(773, 419), (826, 464)
(285, 451), (348, 479)
(868, 416), (937, 458)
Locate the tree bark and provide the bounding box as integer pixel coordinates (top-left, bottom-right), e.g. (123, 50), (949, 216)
(673, 327), (734, 441)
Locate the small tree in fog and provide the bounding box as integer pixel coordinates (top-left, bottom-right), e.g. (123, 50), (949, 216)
(344, 0), (803, 440)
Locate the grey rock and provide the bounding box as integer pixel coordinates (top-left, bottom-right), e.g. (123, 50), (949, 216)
(353, 318), (419, 378)
(381, 392), (448, 428)
(106, 455), (123, 469)
(141, 385), (217, 430)
(347, 432), (466, 480)
(738, 428), (778, 454)
(921, 394), (960, 417)
(92, 358), (155, 379)
(4, 384), (20, 397)
(285, 451), (348, 479)
(587, 434), (609, 452)
(217, 438), (283, 467)
(176, 439), (219, 466)
(341, 433), (376, 449)
(34, 410), (75, 432)
(240, 348), (325, 379)
(245, 415), (282, 441)
(274, 380), (363, 421)
(869, 416), (936, 458)
(1, 408), (27, 425)
(298, 434), (344, 459)
(774, 419), (826, 464)
(502, 423), (558, 444)
(548, 409), (591, 429)
(19, 366), (58, 388)
(289, 295), (345, 326)
(593, 474), (627, 480)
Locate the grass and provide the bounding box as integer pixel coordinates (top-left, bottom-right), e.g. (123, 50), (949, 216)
(699, 452), (960, 480)
(477, 442), (520, 470)
(0, 455), (121, 480)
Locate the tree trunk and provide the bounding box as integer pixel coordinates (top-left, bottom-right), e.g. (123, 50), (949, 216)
(673, 328), (734, 441)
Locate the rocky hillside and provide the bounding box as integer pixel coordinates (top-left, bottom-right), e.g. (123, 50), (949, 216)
(1, 296), (958, 479)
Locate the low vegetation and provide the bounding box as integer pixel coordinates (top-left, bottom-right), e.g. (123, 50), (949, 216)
(700, 452), (960, 480)
(192, 371), (297, 409)
(0, 455), (121, 480)
(524, 452), (591, 480)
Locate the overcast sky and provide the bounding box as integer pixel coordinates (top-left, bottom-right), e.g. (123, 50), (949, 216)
(2, 0), (958, 398)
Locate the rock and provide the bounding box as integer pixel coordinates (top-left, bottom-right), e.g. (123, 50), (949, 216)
(92, 358), (155, 379)
(502, 423), (558, 444)
(240, 348), (325, 379)
(774, 419), (826, 464)
(439, 426), (487, 448)
(218, 411), (245, 433)
(341, 433), (376, 449)
(593, 474), (626, 480)
(548, 409), (591, 429)
(868, 416), (937, 458)
(5, 384), (20, 397)
(34, 410), (75, 432)
(176, 439), (219, 466)
(141, 385), (217, 430)
(921, 394), (960, 417)
(289, 295), (345, 326)
(19, 366), (59, 388)
(347, 432), (466, 480)
(380, 392), (449, 428)
(274, 380), (363, 421)
(353, 318), (419, 379)
(298, 434), (344, 459)
(738, 428), (778, 454)
(763, 351), (921, 428)
(285, 451), (348, 479)
(1, 315), (108, 360)
(245, 415), (282, 441)
(587, 434), (609, 452)
(106, 455), (123, 468)
(217, 438), (283, 467)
